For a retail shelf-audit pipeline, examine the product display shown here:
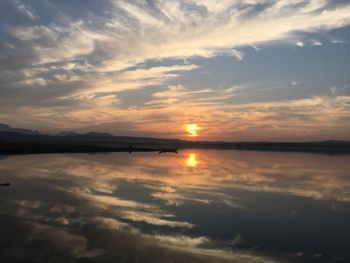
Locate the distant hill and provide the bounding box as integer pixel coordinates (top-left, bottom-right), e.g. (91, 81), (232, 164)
(0, 123), (182, 146)
(56, 131), (80, 136)
(0, 123), (40, 135)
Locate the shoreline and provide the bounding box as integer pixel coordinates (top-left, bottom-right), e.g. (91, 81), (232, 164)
(1, 142), (350, 155)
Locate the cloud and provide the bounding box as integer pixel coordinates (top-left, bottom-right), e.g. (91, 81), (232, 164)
(14, 0), (35, 20)
(121, 210), (194, 228)
(296, 41), (305, 47)
(1, 0), (350, 138)
(4, 0), (350, 78)
(47, 87), (350, 140)
(89, 216), (131, 230)
(312, 40), (323, 46)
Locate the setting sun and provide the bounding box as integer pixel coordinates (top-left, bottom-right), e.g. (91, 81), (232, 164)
(185, 124), (201, 137)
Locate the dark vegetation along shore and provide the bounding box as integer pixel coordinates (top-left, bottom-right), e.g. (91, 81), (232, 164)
(0, 142), (160, 155)
(1, 123), (350, 155)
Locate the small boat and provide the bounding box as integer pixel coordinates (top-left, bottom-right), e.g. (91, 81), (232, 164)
(158, 148), (178, 154)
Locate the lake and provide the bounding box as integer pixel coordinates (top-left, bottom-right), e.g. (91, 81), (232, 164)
(0, 150), (349, 262)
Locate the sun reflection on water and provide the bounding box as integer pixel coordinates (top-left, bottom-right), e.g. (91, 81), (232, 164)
(186, 153), (198, 167)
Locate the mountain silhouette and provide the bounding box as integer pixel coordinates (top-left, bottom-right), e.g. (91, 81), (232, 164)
(0, 123), (40, 135)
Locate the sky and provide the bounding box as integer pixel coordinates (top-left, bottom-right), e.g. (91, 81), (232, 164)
(0, 0), (350, 141)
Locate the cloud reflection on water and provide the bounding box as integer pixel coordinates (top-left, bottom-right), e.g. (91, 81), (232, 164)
(0, 150), (350, 262)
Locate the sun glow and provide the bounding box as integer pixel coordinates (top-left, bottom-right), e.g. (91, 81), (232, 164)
(186, 153), (198, 168)
(185, 124), (201, 137)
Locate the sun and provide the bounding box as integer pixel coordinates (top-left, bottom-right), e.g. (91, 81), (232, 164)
(185, 124), (201, 137)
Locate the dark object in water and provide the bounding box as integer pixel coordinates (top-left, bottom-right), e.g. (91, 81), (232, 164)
(158, 148), (178, 154)
(0, 182), (10, 186)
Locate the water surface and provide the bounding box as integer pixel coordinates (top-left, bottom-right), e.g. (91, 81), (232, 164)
(0, 150), (349, 262)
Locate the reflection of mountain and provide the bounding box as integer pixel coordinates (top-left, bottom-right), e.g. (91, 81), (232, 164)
(1, 123), (350, 154)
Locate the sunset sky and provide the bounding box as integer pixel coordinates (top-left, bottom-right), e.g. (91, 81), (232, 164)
(1, 0), (350, 141)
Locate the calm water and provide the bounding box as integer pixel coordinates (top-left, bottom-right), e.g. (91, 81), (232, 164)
(0, 150), (349, 263)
